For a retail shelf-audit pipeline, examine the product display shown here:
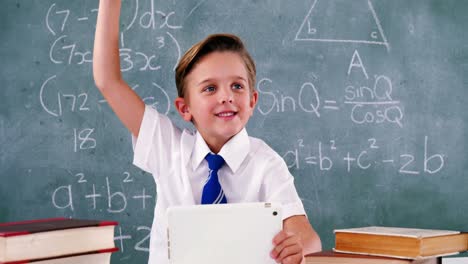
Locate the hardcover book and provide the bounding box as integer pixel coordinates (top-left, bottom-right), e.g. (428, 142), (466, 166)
(334, 226), (468, 259)
(0, 218), (117, 263)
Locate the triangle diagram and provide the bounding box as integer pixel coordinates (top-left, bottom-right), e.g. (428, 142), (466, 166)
(295, 0), (389, 51)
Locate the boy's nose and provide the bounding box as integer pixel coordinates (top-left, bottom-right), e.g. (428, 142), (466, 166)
(219, 88), (233, 104)
(221, 97), (233, 104)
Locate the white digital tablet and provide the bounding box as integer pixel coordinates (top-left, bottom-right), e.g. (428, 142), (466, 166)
(167, 202), (282, 264)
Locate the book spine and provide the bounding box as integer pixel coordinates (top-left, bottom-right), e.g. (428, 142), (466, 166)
(0, 231), (30, 237)
(0, 218), (66, 227)
(98, 247), (119, 253)
(98, 221), (118, 227)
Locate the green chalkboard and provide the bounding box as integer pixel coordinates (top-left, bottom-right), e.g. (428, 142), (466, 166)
(1, 0), (467, 262)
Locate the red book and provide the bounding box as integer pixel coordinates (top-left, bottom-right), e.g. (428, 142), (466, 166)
(0, 218), (118, 263)
(4, 248), (119, 264)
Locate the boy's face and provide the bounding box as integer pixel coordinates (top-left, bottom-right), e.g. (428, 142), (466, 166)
(175, 51), (258, 152)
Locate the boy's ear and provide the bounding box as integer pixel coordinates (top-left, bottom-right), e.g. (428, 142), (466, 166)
(174, 97), (192, 122)
(249, 91), (258, 113)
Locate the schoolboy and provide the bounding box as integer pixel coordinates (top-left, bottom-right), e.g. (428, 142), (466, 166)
(93, 0), (322, 263)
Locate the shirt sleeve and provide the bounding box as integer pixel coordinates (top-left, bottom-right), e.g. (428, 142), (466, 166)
(263, 153), (306, 220)
(132, 105), (182, 177)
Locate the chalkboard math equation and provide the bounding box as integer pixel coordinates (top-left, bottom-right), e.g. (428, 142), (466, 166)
(257, 72), (403, 127)
(282, 136), (444, 175)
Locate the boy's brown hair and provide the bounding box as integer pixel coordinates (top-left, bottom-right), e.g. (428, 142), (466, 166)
(175, 33), (256, 98)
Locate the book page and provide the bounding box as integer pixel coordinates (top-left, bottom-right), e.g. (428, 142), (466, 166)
(334, 226), (460, 238)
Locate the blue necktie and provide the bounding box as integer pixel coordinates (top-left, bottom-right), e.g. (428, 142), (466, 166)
(201, 153), (227, 204)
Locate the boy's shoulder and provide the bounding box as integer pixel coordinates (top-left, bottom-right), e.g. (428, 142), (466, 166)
(248, 135), (284, 163)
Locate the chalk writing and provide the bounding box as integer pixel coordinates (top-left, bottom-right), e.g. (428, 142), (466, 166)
(257, 74), (403, 127)
(282, 136), (444, 175)
(49, 35), (92, 65)
(113, 226), (151, 253)
(52, 172), (153, 212)
(124, 0), (182, 30)
(295, 0), (390, 51)
(345, 50), (404, 127)
(40, 75), (91, 117)
(46, 4), (98, 35)
(46, 2), (182, 71)
(73, 128), (96, 153)
(257, 78), (321, 116)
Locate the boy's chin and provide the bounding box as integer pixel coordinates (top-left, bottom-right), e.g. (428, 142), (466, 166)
(196, 122), (245, 139)
(213, 127), (243, 140)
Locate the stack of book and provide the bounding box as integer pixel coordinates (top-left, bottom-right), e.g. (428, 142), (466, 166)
(306, 226), (468, 264)
(0, 217), (118, 263)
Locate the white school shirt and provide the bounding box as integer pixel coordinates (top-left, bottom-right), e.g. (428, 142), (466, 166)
(132, 105), (306, 264)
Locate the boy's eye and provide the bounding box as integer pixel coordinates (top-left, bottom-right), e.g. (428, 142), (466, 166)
(232, 83), (243, 90)
(204, 86), (215, 92)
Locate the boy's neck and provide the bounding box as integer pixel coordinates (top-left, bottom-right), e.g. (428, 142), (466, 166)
(202, 130), (244, 154)
(206, 137), (230, 154)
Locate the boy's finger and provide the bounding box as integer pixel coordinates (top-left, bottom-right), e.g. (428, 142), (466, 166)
(273, 230), (292, 245)
(276, 244), (302, 263)
(271, 231), (292, 258)
(282, 253), (303, 264)
(271, 234), (301, 259)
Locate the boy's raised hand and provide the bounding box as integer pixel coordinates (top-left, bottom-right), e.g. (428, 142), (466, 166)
(93, 0), (144, 138)
(270, 230), (304, 264)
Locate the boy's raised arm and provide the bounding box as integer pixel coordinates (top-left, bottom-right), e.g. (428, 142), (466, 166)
(93, 0), (144, 137)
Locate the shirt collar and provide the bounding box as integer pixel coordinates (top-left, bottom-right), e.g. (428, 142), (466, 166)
(191, 128), (250, 173)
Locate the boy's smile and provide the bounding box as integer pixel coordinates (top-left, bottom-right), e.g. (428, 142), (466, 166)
(175, 51), (258, 153)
